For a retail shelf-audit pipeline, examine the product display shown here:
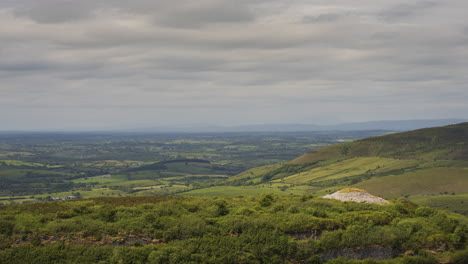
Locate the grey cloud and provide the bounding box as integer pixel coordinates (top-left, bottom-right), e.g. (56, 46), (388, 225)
(462, 26), (468, 37)
(0, 62), (53, 72)
(371, 32), (399, 41)
(154, 1), (255, 28)
(14, 0), (94, 23)
(302, 13), (342, 24)
(11, 0), (256, 27)
(118, 0), (257, 28)
(379, 1), (437, 22)
(1, 0), (468, 130)
(151, 56), (227, 72)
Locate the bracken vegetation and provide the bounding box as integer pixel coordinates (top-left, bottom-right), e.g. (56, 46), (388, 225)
(0, 194), (467, 263)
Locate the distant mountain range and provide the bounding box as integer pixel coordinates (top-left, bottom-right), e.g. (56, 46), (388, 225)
(134, 119), (468, 133)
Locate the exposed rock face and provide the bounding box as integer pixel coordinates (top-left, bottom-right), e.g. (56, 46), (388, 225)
(323, 188), (389, 204)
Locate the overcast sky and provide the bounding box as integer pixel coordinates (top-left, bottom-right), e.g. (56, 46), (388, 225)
(1, 0), (467, 130)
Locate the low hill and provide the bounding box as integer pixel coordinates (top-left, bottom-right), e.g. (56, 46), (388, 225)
(218, 122), (468, 215)
(291, 122), (468, 164)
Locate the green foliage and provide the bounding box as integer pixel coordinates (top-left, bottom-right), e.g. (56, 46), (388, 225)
(294, 122), (468, 164)
(415, 207), (436, 217)
(259, 194), (275, 207)
(215, 200), (230, 216)
(2, 131), (377, 199)
(451, 249), (468, 264)
(0, 234), (12, 249)
(0, 194), (466, 263)
(401, 253), (438, 264)
(98, 205), (118, 222)
(0, 219), (15, 236)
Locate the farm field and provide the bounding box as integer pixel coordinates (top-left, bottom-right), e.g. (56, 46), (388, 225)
(208, 123), (468, 215)
(1, 123), (468, 216)
(354, 167), (468, 198)
(0, 130), (386, 204)
(179, 185), (305, 197)
(409, 193), (468, 215)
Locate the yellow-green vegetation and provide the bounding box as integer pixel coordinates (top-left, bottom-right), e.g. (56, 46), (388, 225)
(0, 151), (33, 157)
(291, 122), (468, 164)
(71, 175), (127, 184)
(225, 164), (282, 184)
(0, 160), (61, 168)
(136, 185), (189, 195)
(354, 168), (468, 198)
(0, 188), (130, 205)
(277, 157), (412, 185)
(0, 195), (466, 263)
(338, 188), (366, 193)
(37, 188), (127, 199)
(409, 193), (468, 215)
(179, 185), (304, 197)
(3, 130), (359, 201)
(105, 179), (162, 188)
(216, 122), (468, 215)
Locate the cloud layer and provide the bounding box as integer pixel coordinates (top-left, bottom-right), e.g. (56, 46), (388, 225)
(1, 0), (467, 130)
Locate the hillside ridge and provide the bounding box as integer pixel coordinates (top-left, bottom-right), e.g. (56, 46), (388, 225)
(220, 122), (468, 215)
(291, 122), (468, 164)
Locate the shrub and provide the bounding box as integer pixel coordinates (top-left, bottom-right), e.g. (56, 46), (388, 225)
(0, 220), (14, 236)
(0, 234), (12, 249)
(451, 249), (468, 264)
(401, 252), (437, 264)
(415, 207), (436, 217)
(259, 194), (275, 207)
(215, 200), (229, 216)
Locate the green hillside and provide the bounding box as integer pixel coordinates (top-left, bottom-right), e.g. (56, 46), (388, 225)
(291, 122), (468, 164)
(0, 194), (467, 263)
(209, 122), (468, 215)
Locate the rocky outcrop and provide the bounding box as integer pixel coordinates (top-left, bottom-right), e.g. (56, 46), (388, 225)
(323, 188), (389, 204)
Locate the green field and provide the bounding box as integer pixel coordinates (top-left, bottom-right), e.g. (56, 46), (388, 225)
(280, 157), (409, 184)
(71, 175), (127, 184)
(179, 185), (305, 197)
(354, 167), (468, 198)
(226, 164), (282, 184)
(39, 188), (128, 199)
(104, 179), (163, 188)
(0, 125), (468, 262)
(291, 122), (468, 164)
(409, 193), (468, 215)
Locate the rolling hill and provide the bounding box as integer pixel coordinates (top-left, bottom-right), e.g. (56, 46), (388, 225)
(291, 122), (468, 163)
(218, 122), (468, 214)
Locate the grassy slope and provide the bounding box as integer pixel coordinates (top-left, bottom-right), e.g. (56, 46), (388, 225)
(189, 123), (468, 214)
(179, 185), (303, 197)
(224, 164), (282, 183)
(354, 167), (468, 197)
(290, 122), (468, 164)
(266, 123), (468, 195)
(409, 193), (468, 215)
(277, 157), (416, 185)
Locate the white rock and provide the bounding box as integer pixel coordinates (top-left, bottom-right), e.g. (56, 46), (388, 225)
(323, 189), (389, 205)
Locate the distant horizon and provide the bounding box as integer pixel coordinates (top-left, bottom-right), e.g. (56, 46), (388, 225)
(1, 118), (466, 133)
